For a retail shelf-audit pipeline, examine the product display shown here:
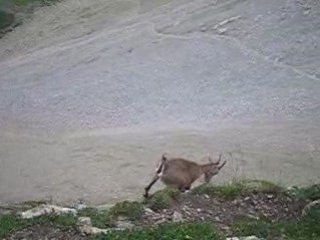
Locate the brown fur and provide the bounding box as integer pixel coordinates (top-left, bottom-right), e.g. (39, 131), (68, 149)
(144, 154), (226, 198)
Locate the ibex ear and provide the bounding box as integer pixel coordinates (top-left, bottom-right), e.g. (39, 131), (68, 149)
(155, 153), (167, 174)
(162, 153), (168, 162)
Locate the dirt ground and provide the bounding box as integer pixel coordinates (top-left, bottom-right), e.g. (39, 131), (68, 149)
(5, 189), (308, 239)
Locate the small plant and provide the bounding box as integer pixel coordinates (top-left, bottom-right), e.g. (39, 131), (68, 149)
(92, 222), (225, 240)
(13, 0), (60, 7)
(0, 214), (26, 238)
(35, 213), (78, 230)
(0, 11), (14, 29)
(288, 184), (320, 201)
(192, 182), (246, 200)
(231, 217), (272, 238)
(145, 187), (180, 211)
(243, 179), (282, 193)
(192, 180), (282, 200)
(109, 201), (144, 221)
(0, 213), (77, 238)
(78, 207), (114, 228)
(231, 208), (320, 240)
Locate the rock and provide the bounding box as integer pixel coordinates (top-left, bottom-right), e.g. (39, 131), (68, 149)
(78, 216), (120, 235)
(244, 196), (251, 201)
(204, 194), (210, 199)
(302, 199), (320, 216)
(267, 194), (273, 199)
(216, 28), (227, 35)
(78, 217), (92, 226)
(226, 236), (264, 240)
(172, 211), (184, 222)
(75, 203), (87, 210)
(200, 26), (207, 32)
(20, 204), (77, 219)
(144, 207), (155, 215)
(196, 208), (202, 213)
(116, 220), (134, 229)
(303, 10), (310, 15)
(155, 218), (167, 224)
(79, 225), (111, 235)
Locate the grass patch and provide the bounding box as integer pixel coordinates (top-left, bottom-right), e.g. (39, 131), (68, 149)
(0, 213), (77, 238)
(192, 182), (246, 200)
(91, 222), (225, 240)
(288, 184), (320, 201)
(13, 0), (60, 7)
(144, 187), (180, 211)
(0, 214), (26, 238)
(0, 0), (61, 31)
(243, 179), (282, 193)
(231, 207), (320, 240)
(109, 201), (144, 221)
(0, 10), (14, 29)
(192, 180), (282, 200)
(78, 207), (114, 228)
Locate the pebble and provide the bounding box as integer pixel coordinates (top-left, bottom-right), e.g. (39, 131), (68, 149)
(144, 207), (155, 215)
(172, 211), (184, 222)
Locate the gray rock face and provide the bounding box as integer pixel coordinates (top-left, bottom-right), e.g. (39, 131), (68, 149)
(0, 0), (319, 205)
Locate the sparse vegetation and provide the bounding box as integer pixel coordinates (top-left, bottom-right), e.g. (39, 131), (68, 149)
(12, 0), (60, 7)
(231, 207), (320, 240)
(0, 180), (319, 239)
(78, 207), (114, 228)
(109, 201), (144, 221)
(0, 213), (77, 238)
(78, 201), (145, 228)
(91, 222), (225, 240)
(0, 11), (14, 29)
(0, 0), (61, 32)
(192, 180), (282, 200)
(288, 184), (320, 201)
(144, 187), (180, 211)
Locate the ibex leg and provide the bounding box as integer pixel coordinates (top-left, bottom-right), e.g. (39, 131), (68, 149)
(144, 175), (160, 198)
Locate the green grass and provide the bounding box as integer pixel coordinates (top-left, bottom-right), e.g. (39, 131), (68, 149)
(13, 0), (60, 7)
(287, 184), (320, 201)
(192, 180), (282, 200)
(78, 202), (145, 228)
(0, 213), (77, 238)
(109, 201), (144, 221)
(231, 207), (320, 240)
(1, 181), (318, 238)
(144, 187), (180, 211)
(0, 10), (14, 29)
(78, 207), (114, 228)
(91, 222), (225, 240)
(0, 0), (61, 30)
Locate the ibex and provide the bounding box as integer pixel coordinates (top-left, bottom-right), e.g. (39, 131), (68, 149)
(144, 153), (226, 198)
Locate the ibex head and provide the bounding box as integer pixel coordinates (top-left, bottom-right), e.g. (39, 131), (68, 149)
(204, 154), (227, 183)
